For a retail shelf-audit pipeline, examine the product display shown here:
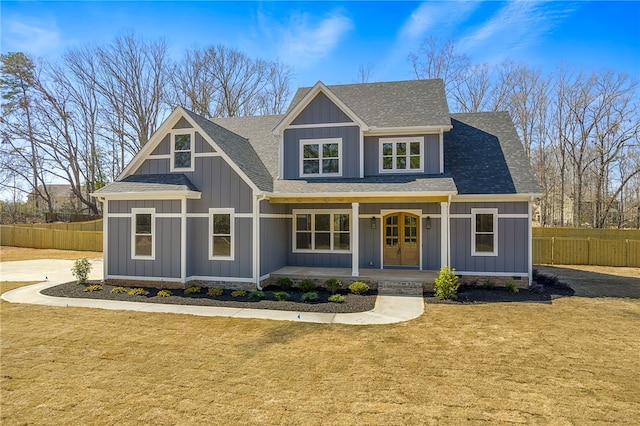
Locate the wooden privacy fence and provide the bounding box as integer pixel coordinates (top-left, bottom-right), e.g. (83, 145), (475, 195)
(1, 220), (103, 252)
(533, 228), (640, 267)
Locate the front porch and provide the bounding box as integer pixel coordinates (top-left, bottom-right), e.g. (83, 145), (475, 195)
(266, 266), (439, 295)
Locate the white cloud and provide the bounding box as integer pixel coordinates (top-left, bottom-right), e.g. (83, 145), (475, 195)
(2, 17), (61, 56)
(457, 1), (579, 63)
(278, 10), (354, 69)
(399, 1), (479, 42)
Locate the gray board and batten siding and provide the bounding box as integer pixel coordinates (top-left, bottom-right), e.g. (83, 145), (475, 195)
(291, 92), (354, 125)
(450, 202), (529, 274)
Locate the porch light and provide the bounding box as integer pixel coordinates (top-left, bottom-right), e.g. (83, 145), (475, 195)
(370, 216), (376, 229)
(426, 216), (432, 229)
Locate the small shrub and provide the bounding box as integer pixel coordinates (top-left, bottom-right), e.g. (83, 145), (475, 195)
(325, 278), (342, 294)
(273, 291), (290, 301)
(185, 286), (201, 295)
(84, 284), (102, 292)
(505, 278), (519, 293)
(231, 290), (247, 298)
(249, 290), (265, 300)
(207, 287), (224, 297)
(128, 288), (148, 296)
(157, 289), (172, 297)
(276, 277), (293, 290)
(328, 294), (345, 303)
(110, 286), (127, 294)
(433, 266), (459, 300)
(349, 281), (369, 295)
(298, 278), (316, 292)
(482, 279), (495, 290)
(71, 258), (92, 284)
(301, 292), (319, 303)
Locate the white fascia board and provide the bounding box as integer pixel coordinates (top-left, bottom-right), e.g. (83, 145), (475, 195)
(117, 107), (188, 180)
(364, 125), (453, 136)
(90, 191), (202, 201)
(451, 193), (542, 202)
(272, 81), (369, 135)
(267, 190), (457, 199)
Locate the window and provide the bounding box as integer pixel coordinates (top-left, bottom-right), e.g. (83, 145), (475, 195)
(379, 137), (424, 173)
(472, 208), (498, 256)
(132, 208), (155, 260)
(293, 211), (350, 252)
(300, 138), (341, 177)
(209, 209), (234, 260)
(171, 131), (194, 171)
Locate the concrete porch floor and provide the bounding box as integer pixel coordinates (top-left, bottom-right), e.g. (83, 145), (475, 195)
(270, 266), (438, 285)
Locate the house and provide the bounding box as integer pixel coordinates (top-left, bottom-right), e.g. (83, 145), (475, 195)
(92, 79), (541, 289)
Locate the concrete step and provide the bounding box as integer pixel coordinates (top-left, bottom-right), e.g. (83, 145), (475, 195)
(377, 280), (424, 295)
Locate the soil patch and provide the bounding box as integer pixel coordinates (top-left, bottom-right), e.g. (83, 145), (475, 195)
(41, 282), (377, 314)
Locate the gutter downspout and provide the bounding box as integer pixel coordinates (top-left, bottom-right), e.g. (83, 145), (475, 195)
(528, 196), (534, 286)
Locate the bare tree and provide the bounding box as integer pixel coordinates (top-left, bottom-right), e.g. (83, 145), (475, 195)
(409, 37), (470, 97)
(355, 63), (373, 84)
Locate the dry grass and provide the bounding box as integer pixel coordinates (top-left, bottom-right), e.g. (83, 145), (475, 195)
(2, 286), (639, 424)
(0, 246), (102, 262)
(2, 249), (640, 423)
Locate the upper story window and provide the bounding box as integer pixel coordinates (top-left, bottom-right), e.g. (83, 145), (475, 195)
(471, 208), (498, 256)
(379, 137), (424, 173)
(300, 138), (342, 177)
(171, 131), (195, 172)
(131, 208), (155, 260)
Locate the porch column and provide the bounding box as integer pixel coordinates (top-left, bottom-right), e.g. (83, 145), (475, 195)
(181, 197), (187, 284)
(440, 202), (449, 267)
(351, 202), (359, 277)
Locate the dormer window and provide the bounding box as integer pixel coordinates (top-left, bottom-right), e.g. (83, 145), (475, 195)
(379, 137), (424, 173)
(300, 138), (342, 177)
(171, 131), (195, 171)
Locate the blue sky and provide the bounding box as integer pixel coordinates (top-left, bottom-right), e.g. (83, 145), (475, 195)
(2, 1), (639, 89)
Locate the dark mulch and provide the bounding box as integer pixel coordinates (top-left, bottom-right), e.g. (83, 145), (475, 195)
(41, 282), (377, 314)
(424, 270), (575, 304)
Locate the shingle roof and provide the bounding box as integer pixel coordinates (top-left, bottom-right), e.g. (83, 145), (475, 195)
(183, 109), (275, 192)
(94, 174), (200, 196)
(211, 115), (282, 178)
(288, 79), (451, 128)
(273, 175), (457, 195)
(444, 112), (541, 195)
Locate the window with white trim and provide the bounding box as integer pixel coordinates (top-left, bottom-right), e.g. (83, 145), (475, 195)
(293, 211), (350, 252)
(209, 209), (234, 260)
(171, 131), (195, 171)
(379, 137), (424, 173)
(471, 208), (498, 256)
(300, 138), (342, 177)
(132, 208), (155, 260)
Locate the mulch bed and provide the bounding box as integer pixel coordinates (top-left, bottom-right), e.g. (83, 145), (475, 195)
(41, 282), (378, 314)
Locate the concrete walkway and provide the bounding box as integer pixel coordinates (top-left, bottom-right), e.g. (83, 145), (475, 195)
(0, 259), (424, 325)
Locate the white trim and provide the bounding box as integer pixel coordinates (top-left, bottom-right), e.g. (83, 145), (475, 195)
(260, 213), (292, 219)
(352, 202), (359, 277)
(421, 214), (441, 219)
(109, 213), (130, 218)
(109, 212), (181, 218)
(299, 138), (342, 177)
(499, 214), (529, 219)
(186, 212), (252, 219)
(272, 81), (369, 135)
(454, 271), (528, 278)
(209, 208), (235, 261)
(194, 152), (221, 158)
(180, 198), (187, 284)
(170, 129), (196, 172)
(528, 201), (533, 285)
(92, 191), (201, 201)
(131, 208), (155, 260)
(452, 194), (542, 202)
(471, 208), (498, 257)
(359, 129), (364, 179)
(103, 200), (109, 282)
(148, 154), (171, 160)
(278, 134), (284, 179)
(365, 125), (452, 136)
(439, 129), (444, 174)
(105, 275), (255, 283)
(286, 122), (356, 129)
(440, 202), (449, 268)
(450, 214), (471, 219)
(253, 196), (263, 288)
(291, 209), (352, 253)
(378, 136), (425, 174)
(268, 190), (456, 200)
